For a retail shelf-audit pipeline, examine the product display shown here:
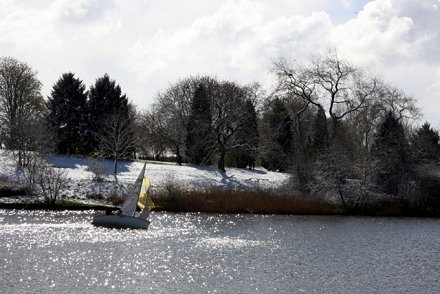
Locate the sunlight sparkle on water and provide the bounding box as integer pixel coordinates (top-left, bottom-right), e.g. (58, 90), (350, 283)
(2, 210), (440, 293)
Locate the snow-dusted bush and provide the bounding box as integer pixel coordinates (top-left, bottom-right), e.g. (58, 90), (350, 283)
(88, 156), (107, 182)
(36, 164), (68, 204)
(162, 173), (184, 199)
(21, 155), (46, 193)
(22, 155), (69, 204)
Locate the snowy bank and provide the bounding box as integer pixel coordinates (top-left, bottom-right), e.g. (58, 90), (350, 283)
(0, 152), (290, 203)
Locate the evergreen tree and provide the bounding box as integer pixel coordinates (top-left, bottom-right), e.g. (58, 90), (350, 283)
(292, 106), (327, 190)
(231, 99), (259, 168)
(87, 74), (130, 153)
(311, 105), (327, 153)
(271, 98), (293, 154)
(261, 98), (292, 171)
(371, 111), (409, 194)
(185, 84), (213, 165)
(47, 72), (88, 154)
(411, 122), (440, 163)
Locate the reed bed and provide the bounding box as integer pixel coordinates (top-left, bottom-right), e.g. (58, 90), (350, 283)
(153, 187), (340, 215)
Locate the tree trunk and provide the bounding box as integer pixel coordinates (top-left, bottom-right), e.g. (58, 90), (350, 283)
(18, 150), (23, 167)
(113, 156), (118, 181)
(176, 144), (182, 165)
(337, 182), (348, 211)
(330, 115), (339, 143)
(217, 145), (226, 172)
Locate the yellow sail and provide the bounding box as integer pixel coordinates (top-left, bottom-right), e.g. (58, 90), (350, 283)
(137, 177), (155, 211)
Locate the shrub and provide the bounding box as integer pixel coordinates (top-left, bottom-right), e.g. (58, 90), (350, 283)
(0, 177), (28, 197)
(107, 193), (125, 206)
(86, 193), (104, 201)
(37, 164), (68, 204)
(21, 155), (46, 193)
(154, 173), (185, 211)
(86, 191), (125, 206)
(19, 155), (68, 203)
(88, 156), (107, 182)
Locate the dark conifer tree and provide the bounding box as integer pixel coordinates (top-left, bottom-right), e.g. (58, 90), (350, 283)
(262, 98), (292, 171)
(411, 122), (440, 163)
(47, 72), (88, 154)
(271, 98), (293, 154)
(371, 111), (409, 194)
(231, 99), (259, 168)
(87, 74), (130, 153)
(311, 105), (327, 153)
(185, 84), (213, 165)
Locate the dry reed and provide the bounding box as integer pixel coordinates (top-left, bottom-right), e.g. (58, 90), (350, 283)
(153, 187), (340, 215)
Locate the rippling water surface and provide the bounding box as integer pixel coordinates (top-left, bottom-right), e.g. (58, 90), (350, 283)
(1, 209), (440, 293)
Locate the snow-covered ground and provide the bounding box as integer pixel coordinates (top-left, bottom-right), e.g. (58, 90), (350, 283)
(0, 151), (290, 203)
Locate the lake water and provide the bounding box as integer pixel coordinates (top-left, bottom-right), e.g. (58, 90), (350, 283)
(1, 210), (439, 293)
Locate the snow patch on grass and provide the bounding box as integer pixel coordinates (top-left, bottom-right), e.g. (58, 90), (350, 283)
(0, 152), (289, 204)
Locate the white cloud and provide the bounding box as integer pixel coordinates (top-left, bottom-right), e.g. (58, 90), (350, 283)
(0, 0), (17, 18)
(332, 0), (416, 65)
(329, 0), (439, 124)
(339, 0), (354, 9)
(0, 0), (438, 124)
(125, 1), (335, 97)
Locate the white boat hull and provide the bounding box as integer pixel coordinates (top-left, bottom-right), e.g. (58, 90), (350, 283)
(92, 215), (150, 230)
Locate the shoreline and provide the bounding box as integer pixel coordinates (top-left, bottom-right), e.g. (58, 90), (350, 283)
(1, 201), (439, 218)
(0, 201), (117, 211)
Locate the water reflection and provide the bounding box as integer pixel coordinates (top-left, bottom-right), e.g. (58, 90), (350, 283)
(1, 210), (440, 293)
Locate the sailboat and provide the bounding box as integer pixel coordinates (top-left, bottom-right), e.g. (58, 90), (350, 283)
(92, 163), (154, 229)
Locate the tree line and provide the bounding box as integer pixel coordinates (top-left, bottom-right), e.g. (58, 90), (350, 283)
(140, 76), (260, 172)
(1, 54), (439, 212)
(267, 52), (439, 211)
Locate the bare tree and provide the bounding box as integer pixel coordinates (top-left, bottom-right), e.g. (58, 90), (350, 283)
(145, 76), (218, 164)
(273, 52), (381, 205)
(309, 52), (379, 141)
(211, 81), (256, 172)
(37, 164), (68, 204)
(272, 52), (421, 207)
(273, 58), (318, 183)
(99, 105), (136, 180)
(143, 88), (190, 164)
(274, 52), (379, 142)
(0, 57), (46, 167)
(136, 112), (168, 160)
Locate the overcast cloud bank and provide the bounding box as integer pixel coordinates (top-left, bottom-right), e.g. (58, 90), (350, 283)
(1, 0), (439, 125)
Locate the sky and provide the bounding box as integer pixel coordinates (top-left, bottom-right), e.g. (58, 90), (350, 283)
(1, 0), (439, 127)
